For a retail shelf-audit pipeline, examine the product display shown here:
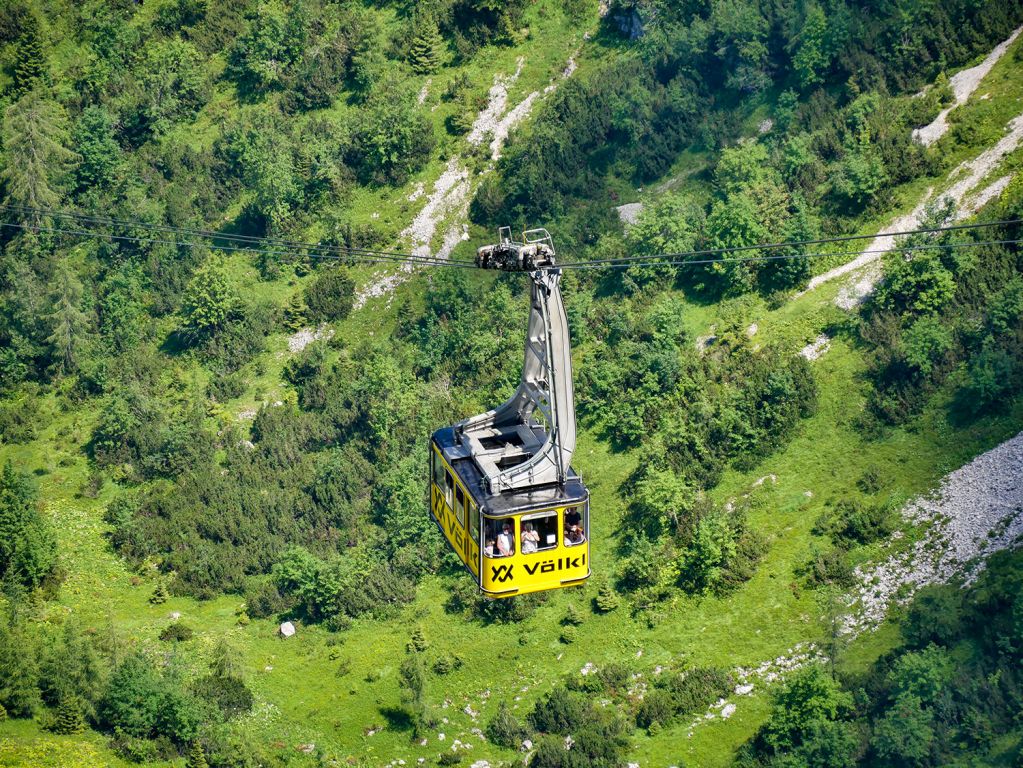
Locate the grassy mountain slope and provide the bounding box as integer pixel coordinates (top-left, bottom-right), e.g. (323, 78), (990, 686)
(1, 1), (1023, 766)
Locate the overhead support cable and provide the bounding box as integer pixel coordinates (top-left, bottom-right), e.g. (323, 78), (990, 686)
(555, 217), (1023, 269)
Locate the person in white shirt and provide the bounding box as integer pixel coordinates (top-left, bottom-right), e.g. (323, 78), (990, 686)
(521, 522), (540, 554)
(498, 522), (515, 556)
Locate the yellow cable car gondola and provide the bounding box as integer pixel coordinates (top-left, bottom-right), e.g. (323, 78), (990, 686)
(429, 228), (590, 597)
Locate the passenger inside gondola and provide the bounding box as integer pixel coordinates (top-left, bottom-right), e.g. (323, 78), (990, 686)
(498, 522), (515, 556)
(566, 524), (585, 545)
(521, 522), (540, 553)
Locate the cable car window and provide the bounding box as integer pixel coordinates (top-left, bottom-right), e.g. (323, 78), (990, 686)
(468, 502), (479, 543)
(484, 517), (515, 557)
(564, 505), (586, 546)
(455, 486), (466, 527)
(521, 511), (557, 554)
(432, 450), (445, 489)
(444, 470), (454, 509)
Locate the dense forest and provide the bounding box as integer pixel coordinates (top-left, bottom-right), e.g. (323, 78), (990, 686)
(1, 0), (1022, 765)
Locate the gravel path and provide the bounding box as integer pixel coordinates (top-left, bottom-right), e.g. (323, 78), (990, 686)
(354, 55), (578, 308)
(913, 27), (1021, 147)
(804, 111), (1023, 309)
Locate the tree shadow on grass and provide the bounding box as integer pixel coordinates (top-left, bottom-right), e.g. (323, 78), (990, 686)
(379, 706), (414, 732)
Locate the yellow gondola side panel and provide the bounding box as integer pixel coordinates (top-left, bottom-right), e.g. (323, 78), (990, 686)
(480, 508), (589, 597)
(430, 471), (479, 578)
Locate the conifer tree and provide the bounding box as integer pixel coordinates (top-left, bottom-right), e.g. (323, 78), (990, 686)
(282, 292), (307, 331)
(1, 91), (77, 219)
(0, 461), (57, 590)
(562, 603), (583, 626)
(593, 582), (620, 613)
(407, 18), (443, 74)
(45, 263), (92, 377)
(12, 16), (46, 96)
(52, 696), (85, 734)
(0, 616), (42, 717)
(186, 740), (209, 768)
(150, 581), (170, 605)
(406, 625), (428, 653)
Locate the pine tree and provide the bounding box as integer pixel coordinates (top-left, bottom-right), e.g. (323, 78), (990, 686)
(52, 696), (85, 734)
(45, 263), (92, 377)
(0, 702), (7, 721)
(12, 16), (46, 96)
(186, 740), (209, 768)
(282, 292), (307, 331)
(407, 18), (443, 74)
(593, 582), (620, 614)
(1, 91), (77, 219)
(150, 581), (169, 605)
(406, 625), (428, 653)
(562, 603), (583, 626)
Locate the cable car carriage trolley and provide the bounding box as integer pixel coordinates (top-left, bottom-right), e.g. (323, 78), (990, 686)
(430, 228), (590, 597)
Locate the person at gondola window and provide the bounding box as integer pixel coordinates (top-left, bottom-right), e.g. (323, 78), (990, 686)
(484, 537), (499, 557)
(566, 525), (584, 546)
(521, 522), (540, 554)
(565, 507), (581, 529)
(498, 522), (515, 556)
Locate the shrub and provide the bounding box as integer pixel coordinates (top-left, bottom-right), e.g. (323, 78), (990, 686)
(304, 268), (355, 323)
(0, 461), (57, 589)
(100, 655), (205, 743)
(816, 498), (894, 547)
(562, 604), (583, 626)
(800, 547), (856, 589)
(243, 579), (289, 619)
(662, 667), (732, 718)
(636, 689), (674, 729)
(51, 696), (85, 734)
(178, 259), (239, 342)
(159, 623), (194, 642)
(528, 686), (584, 734)
(902, 585), (963, 648)
(432, 653), (462, 675)
(191, 674), (253, 718)
(406, 626), (429, 653)
(486, 700), (527, 748)
(593, 582), (620, 614)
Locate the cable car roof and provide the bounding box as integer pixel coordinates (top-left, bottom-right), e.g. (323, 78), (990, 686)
(433, 427), (587, 516)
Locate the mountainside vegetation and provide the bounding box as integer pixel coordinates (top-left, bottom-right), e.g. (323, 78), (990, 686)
(1, 0), (1022, 766)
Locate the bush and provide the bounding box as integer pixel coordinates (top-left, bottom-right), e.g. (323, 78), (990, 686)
(528, 687), (584, 734)
(593, 582), (620, 613)
(815, 498), (894, 547)
(800, 547), (856, 589)
(487, 700), (527, 748)
(662, 667), (732, 718)
(100, 655), (206, 744)
(432, 653), (462, 675)
(158, 623), (194, 642)
(191, 674), (253, 718)
(901, 585), (965, 650)
(636, 689), (674, 729)
(304, 268), (355, 323)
